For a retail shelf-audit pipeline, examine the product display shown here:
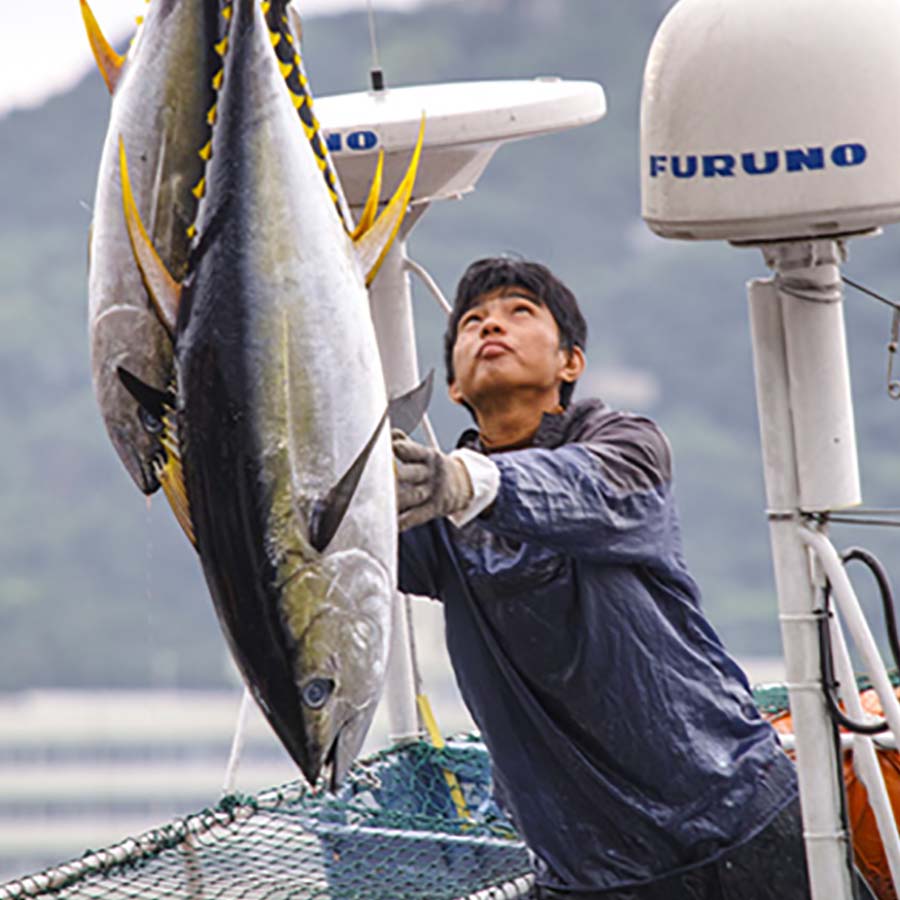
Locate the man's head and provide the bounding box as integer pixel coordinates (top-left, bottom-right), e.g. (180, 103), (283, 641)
(444, 257), (587, 418)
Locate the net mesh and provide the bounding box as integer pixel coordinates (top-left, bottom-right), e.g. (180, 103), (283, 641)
(752, 670), (900, 716)
(0, 735), (533, 900)
(14, 678), (891, 899)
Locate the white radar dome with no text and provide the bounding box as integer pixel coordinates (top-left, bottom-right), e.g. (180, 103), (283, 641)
(640, 0), (900, 242)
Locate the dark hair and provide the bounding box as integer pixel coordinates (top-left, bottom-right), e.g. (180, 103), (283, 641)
(443, 257), (588, 409)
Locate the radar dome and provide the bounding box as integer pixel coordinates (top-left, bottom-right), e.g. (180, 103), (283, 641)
(641, 0), (900, 242)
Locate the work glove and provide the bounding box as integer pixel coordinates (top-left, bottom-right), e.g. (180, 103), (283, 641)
(392, 430), (475, 531)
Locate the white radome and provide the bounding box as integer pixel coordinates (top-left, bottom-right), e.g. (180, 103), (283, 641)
(317, 78), (606, 209)
(641, 0), (900, 242)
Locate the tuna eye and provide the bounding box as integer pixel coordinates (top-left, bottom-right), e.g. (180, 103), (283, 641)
(301, 678), (335, 710)
(138, 407), (164, 435)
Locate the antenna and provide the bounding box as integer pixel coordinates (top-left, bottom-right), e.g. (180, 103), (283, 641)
(366, 0), (385, 92)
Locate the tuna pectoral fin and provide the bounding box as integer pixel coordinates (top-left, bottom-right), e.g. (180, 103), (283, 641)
(309, 409), (390, 554)
(351, 150), (384, 241)
(388, 370), (434, 435)
(353, 117), (425, 286)
(117, 367), (170, 420)
(116, 367), (196, 548)
(80, 0), (124, 94)
(119, 137), (182, 337)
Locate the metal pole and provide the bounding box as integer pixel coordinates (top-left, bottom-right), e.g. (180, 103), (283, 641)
(802, 528), (900, 738)
(368, 237), (422, 743)
(824, 594), (900, 886)
(747, 241), (855, 900)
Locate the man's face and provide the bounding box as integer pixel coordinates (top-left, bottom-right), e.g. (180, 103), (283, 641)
(449, 287), (583, 412)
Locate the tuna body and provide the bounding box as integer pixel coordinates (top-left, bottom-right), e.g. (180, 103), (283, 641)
(177, 0), (396, 785)
(88, 0), (221, 492)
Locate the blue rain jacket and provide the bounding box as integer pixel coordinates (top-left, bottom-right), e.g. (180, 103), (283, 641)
(398, 399), (797, 894)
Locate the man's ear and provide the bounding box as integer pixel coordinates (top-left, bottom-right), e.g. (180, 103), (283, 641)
(560, 346), (586, 384)
(448, 380), (466, 405)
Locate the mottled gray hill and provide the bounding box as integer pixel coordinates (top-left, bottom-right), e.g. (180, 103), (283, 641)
(2, 0), (899, 689)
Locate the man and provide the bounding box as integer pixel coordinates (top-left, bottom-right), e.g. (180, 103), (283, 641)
(393, 257), (873, 899)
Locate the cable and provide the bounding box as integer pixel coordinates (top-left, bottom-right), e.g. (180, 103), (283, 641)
(842, 275), (900, 312)
(818, 590), (889, 735)
(841, 547), (900, 674)
(814, 510), (900, 529)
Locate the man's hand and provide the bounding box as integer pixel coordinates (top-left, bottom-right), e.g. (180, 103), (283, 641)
(392, 430), (474, 531)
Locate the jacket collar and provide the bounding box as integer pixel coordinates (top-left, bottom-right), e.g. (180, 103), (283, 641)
(456, 399), (606, 453)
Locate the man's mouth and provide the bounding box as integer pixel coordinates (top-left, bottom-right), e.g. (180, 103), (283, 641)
(477, 340), (513, 359)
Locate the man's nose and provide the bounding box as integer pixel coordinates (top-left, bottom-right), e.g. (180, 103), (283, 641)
(479, 316), (505, 337)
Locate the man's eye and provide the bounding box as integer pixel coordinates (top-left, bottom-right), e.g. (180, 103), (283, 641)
(460, 315), (481, 329)
(514, 304), (533, 315)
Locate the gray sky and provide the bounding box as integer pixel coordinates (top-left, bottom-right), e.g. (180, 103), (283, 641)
(0, 0), (431, 118)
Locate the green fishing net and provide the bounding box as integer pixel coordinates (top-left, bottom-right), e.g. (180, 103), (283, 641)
(752, 669), (900, 716)
(0, 736), (533, 900)
(14, 674), (891, 899)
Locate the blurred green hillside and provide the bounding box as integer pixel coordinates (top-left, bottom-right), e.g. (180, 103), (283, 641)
(3, 0), (900, 689)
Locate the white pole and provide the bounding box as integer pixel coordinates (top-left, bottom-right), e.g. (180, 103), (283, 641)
(368, 236), (422, 743)
(825, 599), (900, 886)
(760, 241), (860, 512)
(747, 255), (854, 900)
(802, 528), (900, 741)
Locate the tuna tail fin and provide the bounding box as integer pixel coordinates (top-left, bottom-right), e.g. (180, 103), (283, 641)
(119, 137), (182, 337)
(116, 367), (196, 548)
(388, 370), (434, 435)
(351, 150), (384, 240)
(353, 116), (425, 286)
(308, 408), (390, 554)
(79, 0), (124, 94)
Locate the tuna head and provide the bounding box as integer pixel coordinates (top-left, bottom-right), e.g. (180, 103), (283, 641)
(93, 325), (172, 493)
(276, 551), (393, 788)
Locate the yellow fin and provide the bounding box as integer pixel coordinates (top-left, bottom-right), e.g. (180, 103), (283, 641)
(79, 0), (124, 95)
(156, 413), (196, 548)
(118, 137), (182, 336)
(351, 150), (384, 240)
(354, 117), (425, 285)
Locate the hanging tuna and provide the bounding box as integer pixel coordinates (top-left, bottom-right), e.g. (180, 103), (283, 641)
(114, 0), (424, 787)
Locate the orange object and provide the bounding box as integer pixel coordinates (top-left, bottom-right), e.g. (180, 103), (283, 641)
(766, 689), (900, 900)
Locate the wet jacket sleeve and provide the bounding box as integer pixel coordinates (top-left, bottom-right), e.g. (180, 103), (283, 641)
(480, 414), (675, 565)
